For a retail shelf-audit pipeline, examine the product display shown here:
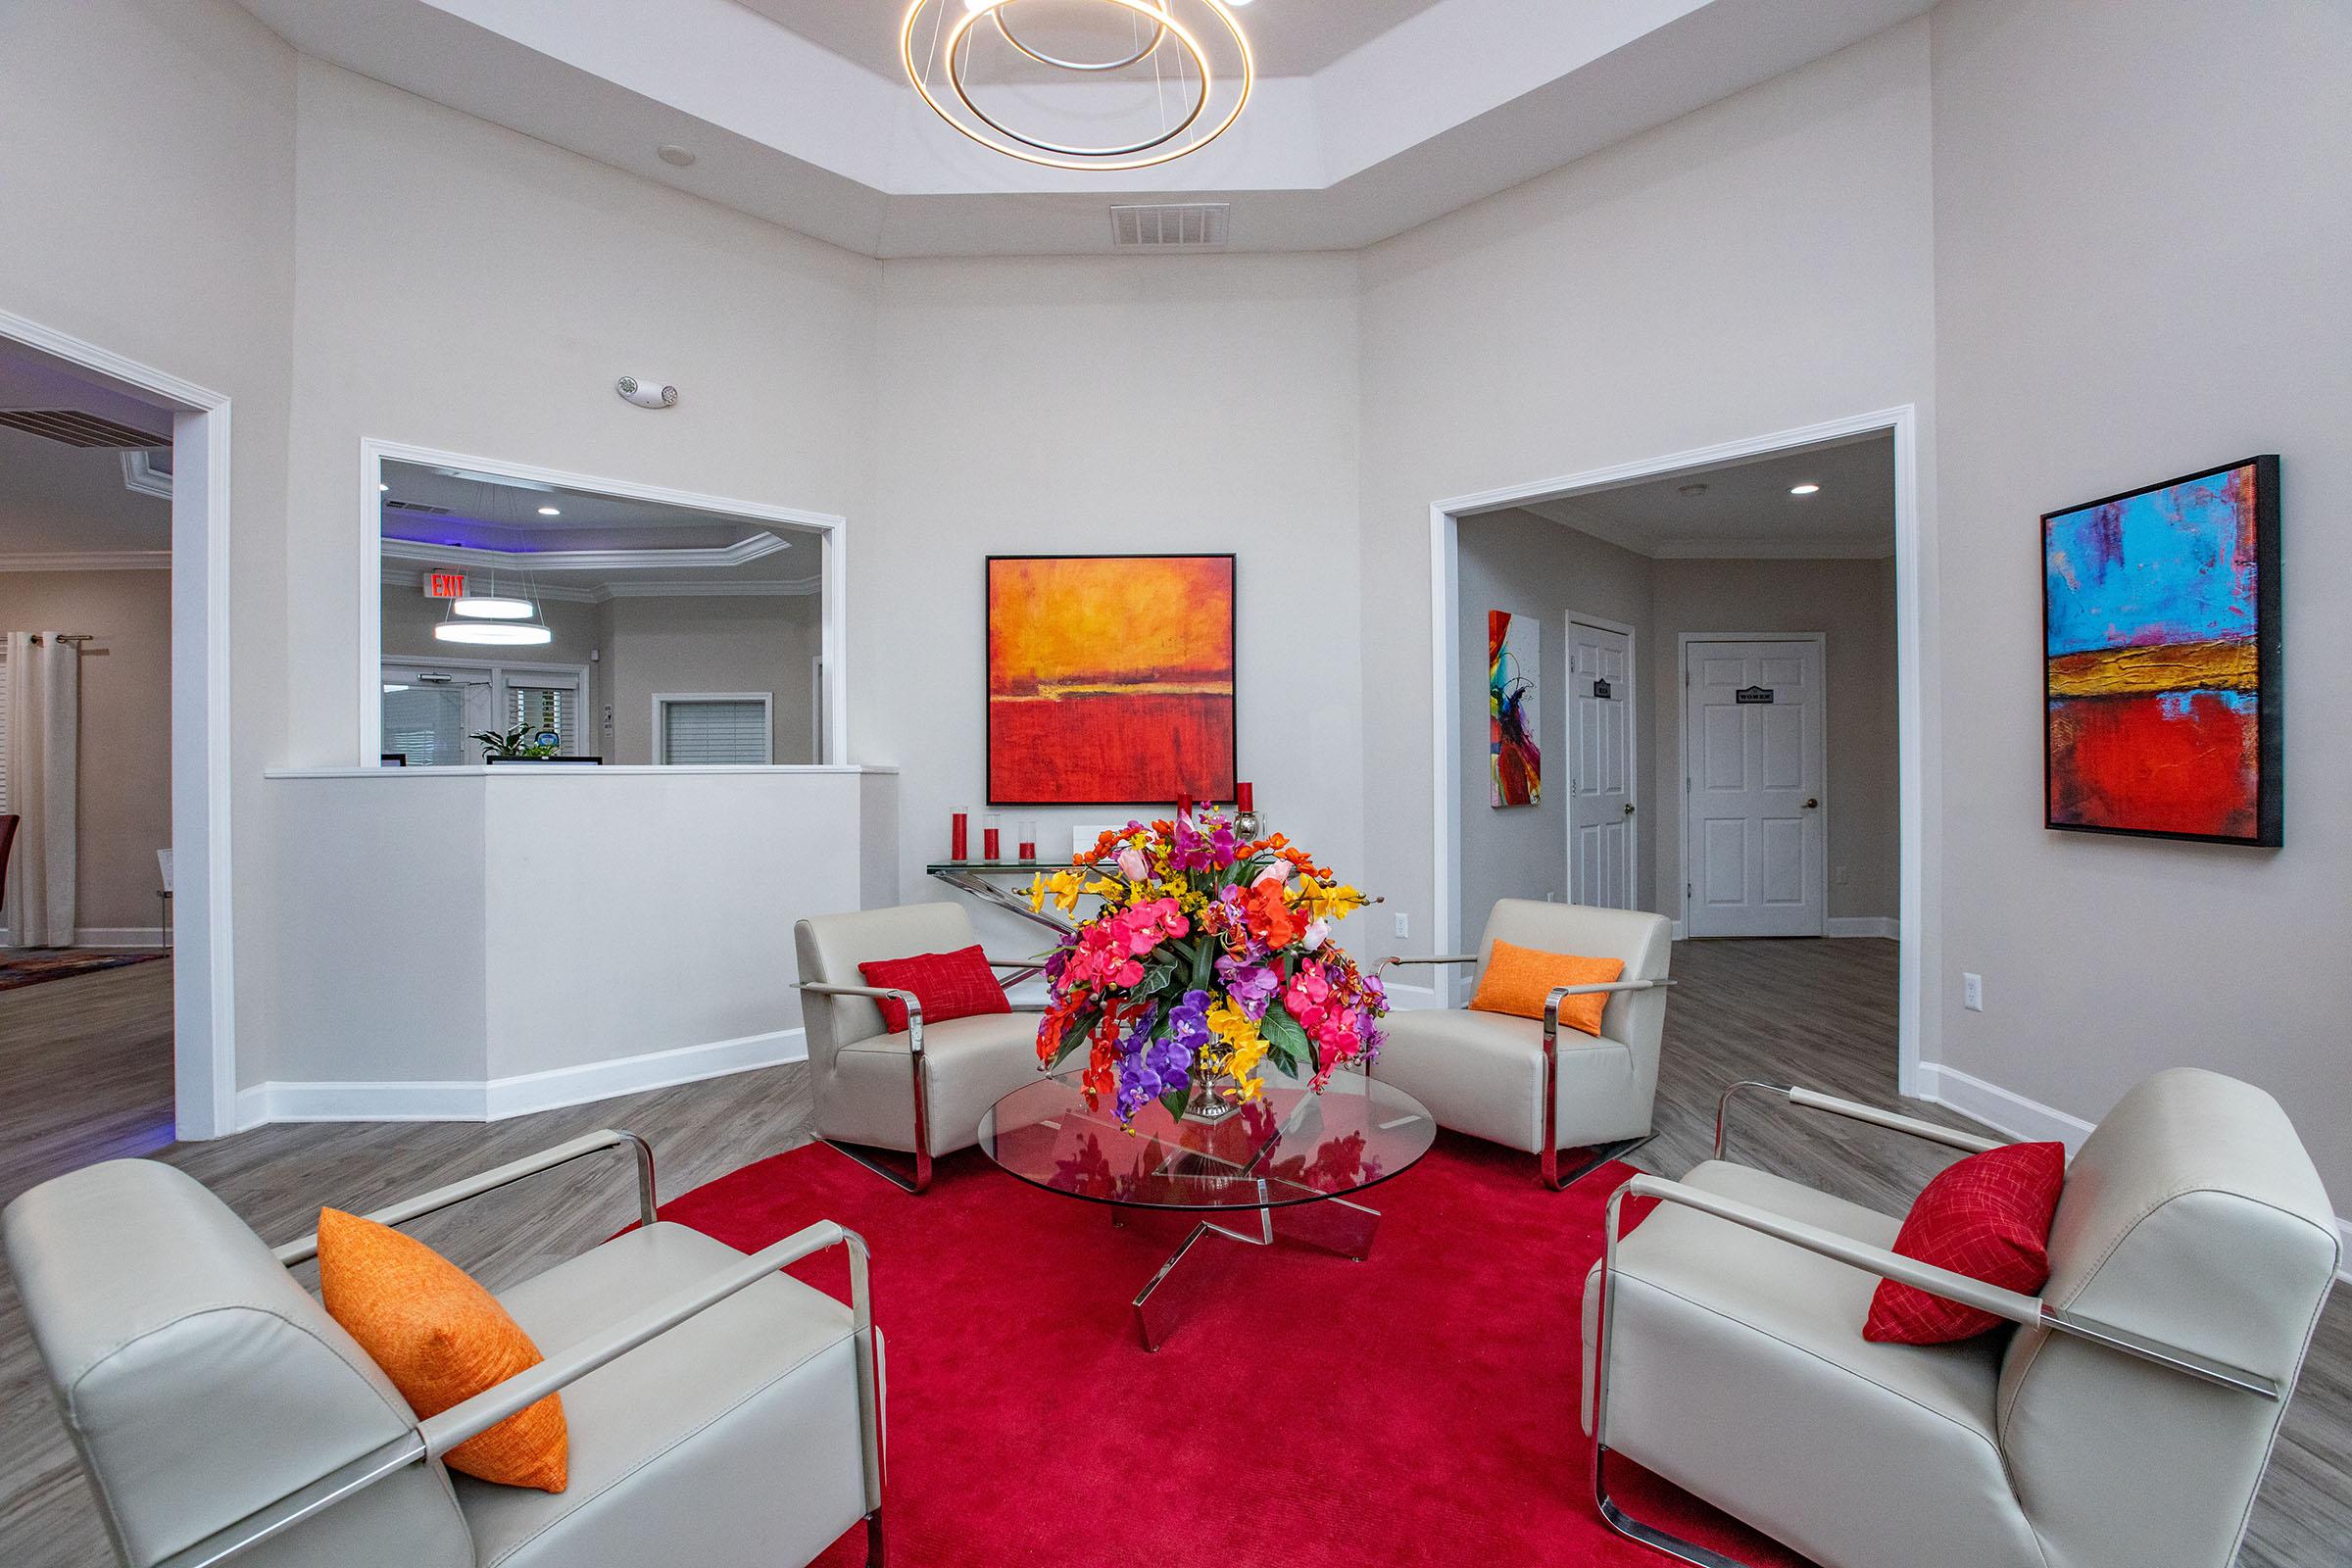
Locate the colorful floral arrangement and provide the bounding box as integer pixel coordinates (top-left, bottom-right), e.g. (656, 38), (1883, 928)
(1028, 811), (1389, 1127)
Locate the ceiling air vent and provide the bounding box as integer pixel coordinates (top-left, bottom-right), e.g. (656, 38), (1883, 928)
(0, 409), (171, 448)
(385, 500), (459, 516)
(1110, 203), (1230, 249)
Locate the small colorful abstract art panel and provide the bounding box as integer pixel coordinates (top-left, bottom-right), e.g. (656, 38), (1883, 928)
(1488, 610), (1541, 808)
(988, 555), (1236, 805)
(2043, 456), (2280, 845)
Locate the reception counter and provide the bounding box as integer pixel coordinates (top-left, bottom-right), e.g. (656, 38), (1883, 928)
(252, 764), (898, 1124)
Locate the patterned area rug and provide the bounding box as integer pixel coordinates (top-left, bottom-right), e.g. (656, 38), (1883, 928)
(0, 950), (166, 991)
(655, 1135), (1817, 1568)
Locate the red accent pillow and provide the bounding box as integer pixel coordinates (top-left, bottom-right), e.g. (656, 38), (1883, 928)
(858, 945), (1009, 1034)
(1864, 1141), (2068, 1345)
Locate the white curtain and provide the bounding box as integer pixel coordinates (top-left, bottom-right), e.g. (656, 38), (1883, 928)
(5, 632), (79, 949)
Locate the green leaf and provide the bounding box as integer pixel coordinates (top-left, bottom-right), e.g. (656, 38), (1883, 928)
(1187, 937), (1216, 991)
(1260, 1003), (1310, 1076)
(1159, 1086), (1193, 1125)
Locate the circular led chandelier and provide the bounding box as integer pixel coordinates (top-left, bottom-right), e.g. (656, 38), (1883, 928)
(902, 0), (1253, 172)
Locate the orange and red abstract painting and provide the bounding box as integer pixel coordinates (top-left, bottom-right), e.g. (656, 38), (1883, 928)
(987, 555), (1236, 804)
(2043, 456), (2280, 845)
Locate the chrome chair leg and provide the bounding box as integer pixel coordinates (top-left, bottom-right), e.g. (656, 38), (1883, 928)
(1543, 1134), (1653, 1193)
(863, 1508), (887, 1567)
(1591, 1181), (1757, 1568)
(823, 1140), (933, 1195)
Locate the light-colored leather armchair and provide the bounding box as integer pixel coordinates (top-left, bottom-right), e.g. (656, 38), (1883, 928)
(1582, 1069), (2338, 1568)
(795, 902), (1045, 1193)
(3, 1131), (885, 1568)
(1375, 899), (1673, 1188)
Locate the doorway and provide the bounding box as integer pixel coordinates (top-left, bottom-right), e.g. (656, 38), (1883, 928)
(0, 307), (235, 1140)
(1565, 612), (1637, 910)
(1681, 633), (1827, 937)
(1429, 407), (1926, 1094)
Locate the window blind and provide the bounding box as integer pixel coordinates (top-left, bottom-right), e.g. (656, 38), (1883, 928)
(507, 683), (579, 756)
(661, 698), (769, 764)
(381, 682), (469, 766)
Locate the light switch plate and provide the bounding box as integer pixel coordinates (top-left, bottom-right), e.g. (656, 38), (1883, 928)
(1962, 972), (1984, 1011)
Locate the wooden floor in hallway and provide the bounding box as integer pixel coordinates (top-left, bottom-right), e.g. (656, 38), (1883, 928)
(1, 940), (2344, 1566)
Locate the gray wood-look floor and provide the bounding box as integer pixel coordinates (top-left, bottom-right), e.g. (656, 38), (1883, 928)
(2, 942), (2344, 1566)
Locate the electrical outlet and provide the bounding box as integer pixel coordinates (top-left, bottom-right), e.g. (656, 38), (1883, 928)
(1962, 972), (1984, 1012)
(1394, 911), (1410, 939)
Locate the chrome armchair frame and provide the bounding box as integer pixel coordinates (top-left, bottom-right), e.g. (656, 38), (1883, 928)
(798, 958), (1046, 1196)
(1378, 955), (1674, 1190)
(169, 1130), (888, 1568)
(1588, 1083), (2282, 1568)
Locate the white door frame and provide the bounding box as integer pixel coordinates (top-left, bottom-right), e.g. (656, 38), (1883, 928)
(0, 307), (238, 1138)
(1430, 405), (1927, 1097)
(1564, 609), (1639, 910)
(1678, 631), (1829, 939)
(358, 439), (849, 767)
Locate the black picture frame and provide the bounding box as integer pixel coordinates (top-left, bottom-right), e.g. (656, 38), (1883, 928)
(2041, 454), (2281, 847)
(984, 552), (1238, 807)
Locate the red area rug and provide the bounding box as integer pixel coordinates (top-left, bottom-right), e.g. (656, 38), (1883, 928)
(0, 950), (165, 991)
(656, 1134), (1811, 1568)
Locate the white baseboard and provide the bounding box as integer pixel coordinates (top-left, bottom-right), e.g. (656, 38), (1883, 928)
(238, 1027), (807, 1128)
(1826, 916), (1900, 940)
(1920, 1061), (2350, 1287)
(0, 926), (169, 950)
(1671, 920), (1687, 941)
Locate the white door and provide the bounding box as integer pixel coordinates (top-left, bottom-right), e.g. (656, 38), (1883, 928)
(1567, 617), (1637, 909)
(1684, 637), (1826, 937)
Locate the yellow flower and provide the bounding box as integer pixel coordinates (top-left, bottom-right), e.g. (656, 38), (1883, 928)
(1206, 998), (1269, 1098)
(1295, 878), (1368, 924)
(1032, 868), (1089, 914)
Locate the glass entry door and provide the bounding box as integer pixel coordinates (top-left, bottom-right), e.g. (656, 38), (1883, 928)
(381, 666), (495, 765)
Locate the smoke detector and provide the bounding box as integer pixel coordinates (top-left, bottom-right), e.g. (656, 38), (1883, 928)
(1110, 204), (1231, 249)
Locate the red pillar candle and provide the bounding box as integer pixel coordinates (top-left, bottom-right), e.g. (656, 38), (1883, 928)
(951, 811), (968, 861)
(1235, 781), (1254, 812)
(1018, 820), (1038, 862)
(983, 823), (1002, 861)
(1176, 792), (1194, 822)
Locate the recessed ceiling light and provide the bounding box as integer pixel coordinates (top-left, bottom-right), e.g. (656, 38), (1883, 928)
(1789, 483), (1821, 495)
(537, 506), (562, 516)
(658, 144), (697, 168)
(377, 482), (389, 492)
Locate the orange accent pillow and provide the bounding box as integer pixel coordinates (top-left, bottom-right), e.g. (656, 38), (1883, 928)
(1469, 939), (1626, 1036)
(317, 1207), (568, 1492)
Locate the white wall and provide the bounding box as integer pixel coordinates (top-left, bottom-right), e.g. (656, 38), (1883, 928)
(257, 767), (891, 1105)
(863, 254), (1366, 956)
(0, 0), (299, 1088)
(1651, 556), (1899, 927)
(1929, 0), (2352, 1193)
(0, 570), (173, 935)
(1358, 20), (1939, 975)
(1456, 508), (1655, 923)
(599, 592), (822, 765)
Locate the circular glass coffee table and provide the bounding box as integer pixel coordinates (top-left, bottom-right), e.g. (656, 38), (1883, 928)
(979, 1067), (1437, 1349)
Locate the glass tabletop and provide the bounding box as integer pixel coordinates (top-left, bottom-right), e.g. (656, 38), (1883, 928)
(978, 1068), (1437, 1212)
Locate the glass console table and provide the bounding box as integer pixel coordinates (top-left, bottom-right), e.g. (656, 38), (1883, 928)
(979, 1068), (1438, 1350)
(924, 859), (1083, 935)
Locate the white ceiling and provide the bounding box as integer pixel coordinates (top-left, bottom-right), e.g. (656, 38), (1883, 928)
(739, 0), (1446, 81)
(233, 0), (1936, 257)
(0, 424), (170, 557)
(378, 462), (821, 595)
(1517, 432), (1894, 559)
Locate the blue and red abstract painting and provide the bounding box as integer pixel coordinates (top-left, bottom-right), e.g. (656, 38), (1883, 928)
(2043, 456), (2279, 844)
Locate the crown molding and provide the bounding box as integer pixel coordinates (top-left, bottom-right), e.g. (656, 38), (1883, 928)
(1645, 535), (1895, 561)
(380, 532), (792, 573)
(596, 578), (820, 599)
(0, 549), (171, 571)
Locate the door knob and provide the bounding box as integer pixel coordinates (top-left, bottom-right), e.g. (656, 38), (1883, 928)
(1623, 804), (1637, 815)
(1803, 798), (1819, 809)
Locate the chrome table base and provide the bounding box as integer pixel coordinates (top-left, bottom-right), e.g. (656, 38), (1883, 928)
(1128, 1185), (1381, 1351)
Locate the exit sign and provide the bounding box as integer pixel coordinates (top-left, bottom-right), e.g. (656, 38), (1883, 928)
(425, 571), (466, 600)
